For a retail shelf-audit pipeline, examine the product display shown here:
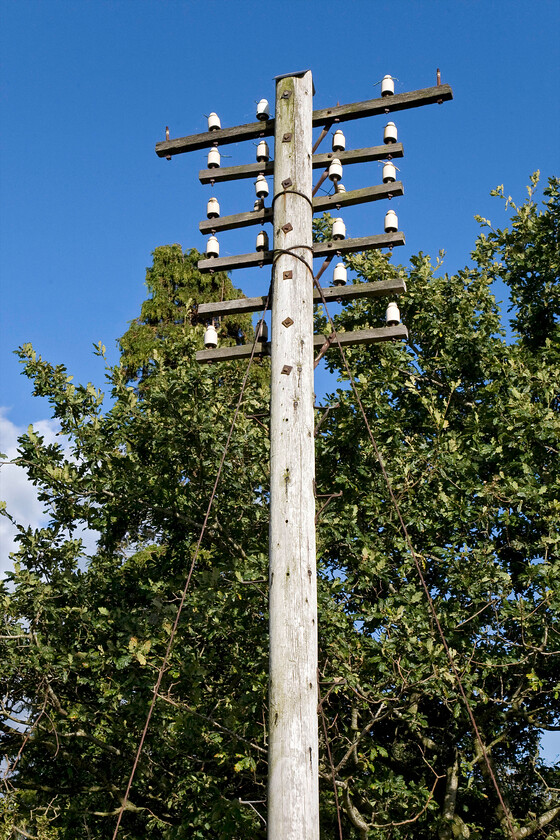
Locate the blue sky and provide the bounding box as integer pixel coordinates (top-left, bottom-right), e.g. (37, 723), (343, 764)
(1, 0), (559, 762)
(1, 0), (559, 427)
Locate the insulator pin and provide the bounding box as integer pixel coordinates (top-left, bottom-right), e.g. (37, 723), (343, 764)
(328, 158), (343, 182)
(256, 99), (270, 121)
(384, 209), (398, 233)
(256, 230), (269, 252)
(255, 321), (268, 342)
(206, 235), (219, 258)
(383, 162), (397, 183)
(207, 147), (220, 169)
(381, 75), (395, 96)
(384, 121), (398, 144)
(332, 129), (346, 152)
(204, 324), (218, 348)
(206, 197), (220, 219)
(255, 175), (269, 199)
(385, 301), (400, 326)
(256, 140), (270, 162)
(332, 218), (346, 240)
(332, 262), (347, 286)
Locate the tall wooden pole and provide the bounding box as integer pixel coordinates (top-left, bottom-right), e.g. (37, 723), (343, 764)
(268, 70), (319, 839)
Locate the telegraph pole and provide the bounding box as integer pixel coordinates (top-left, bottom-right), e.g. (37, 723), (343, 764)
(155, 71), (452, 838)
(268, 71), (319, 839)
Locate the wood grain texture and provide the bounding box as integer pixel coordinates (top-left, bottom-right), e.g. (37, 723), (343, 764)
(155, 120), (274, 157)
(267, 70), (319, 840)
(155, 85), (451, 157)
(313, 181), (404, 213)
(198, 144), (403, 185)
(195, 278), (407, 318)
(312, 142), (404, 167)
(195, 324), (408, 363)
(198, 183), (403, 234)
(197, 233), (405, 274)
(312, 84), (453, 125)
(199, 207), (273, 235)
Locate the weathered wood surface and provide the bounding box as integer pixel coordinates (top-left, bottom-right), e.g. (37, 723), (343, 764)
(314, 324), (408, 346)
(199, 207), (273, 235)
(155, 120), (275, 157)
(313, 181), (404, 213)
(313, 142), (403, 167)
(155, 85), (451, 158)
(312, 84), (453, 125)
(198, 143), (403, 184)
(195, 278), (407, 318)
(198, 182), (403, 234)
(312, 231), (405, 258)
(195, 324), (408, 363)
(195, 341), (270, 363)
(198, 249), (275, 273)
(197, 232), (405, 273)
(267, 70), (319, 840)
(199, 160), (274, 185)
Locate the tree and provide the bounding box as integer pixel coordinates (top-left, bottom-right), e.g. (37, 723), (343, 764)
(1, 176), (559, 839)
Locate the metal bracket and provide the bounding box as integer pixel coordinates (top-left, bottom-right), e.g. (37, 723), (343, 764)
(282, 177), (293, 188)
(312, 479), (343, 523)
(313, 331), (337, 368)
(281, 365), (293, 375)
(283, 270), (293, 280)
(282, 222), (293, 233)
(314, 402), (340, 436)
(245, 412), (269, 431)
(282, 317), (294, 328)
(282, 132), (292, 142)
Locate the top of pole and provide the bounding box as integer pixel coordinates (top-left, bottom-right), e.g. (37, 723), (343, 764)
(274, 69), (315, 95)
(273, 69), (311, 80)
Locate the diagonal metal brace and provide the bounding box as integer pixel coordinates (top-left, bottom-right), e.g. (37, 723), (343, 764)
(313, 479), (343, 523)
(314, 402), (340, 437)
(314, 331), (337, 368)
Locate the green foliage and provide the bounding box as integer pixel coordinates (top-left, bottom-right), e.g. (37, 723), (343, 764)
(1, 181), (559, 839)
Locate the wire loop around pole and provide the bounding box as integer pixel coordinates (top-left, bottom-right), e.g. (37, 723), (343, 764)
(272, 245), (314, 276)
(271, 188), (314, 211)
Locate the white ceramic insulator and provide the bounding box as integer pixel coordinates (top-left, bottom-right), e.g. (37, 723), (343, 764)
(208, 112), (221, 131)
(332, 129), (346, 152)
(384, 121), (398, 144)
(206, 197), (220, 219)
(256, 99), (270, 121)
(332, 218), (346, 240)
(254, 198), (264, 211)
(385, 301), (400, 325)
(256, 140), (270, 162)
(332, 262), (347, 286)
(256, 230), (269, 252)
(336, 183), (346, 194)
(385, 209), (398, 232)
(328, 158), (343, 182)
(207, 147), (220, 169)
(256, 321), (268, 342)
(383, 162), (397, 183)
(381, 75), (395, 96)
(255, 175), (269, 198)
(204, 324), (218, 348)
(206, 235), (219, 257)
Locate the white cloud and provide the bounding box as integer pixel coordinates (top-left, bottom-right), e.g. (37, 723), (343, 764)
(0, 409), (98, 577)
